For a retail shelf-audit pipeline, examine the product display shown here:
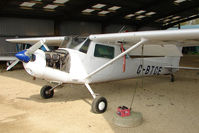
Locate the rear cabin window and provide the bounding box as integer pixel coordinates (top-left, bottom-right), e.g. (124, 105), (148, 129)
(94, 44), (115, 59)
(79, 39), (90, 54)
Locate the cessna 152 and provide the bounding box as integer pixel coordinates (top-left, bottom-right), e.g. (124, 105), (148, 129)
(6, 29), (199, 113)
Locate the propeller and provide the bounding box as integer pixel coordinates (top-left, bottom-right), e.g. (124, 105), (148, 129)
(6, 59), (19, 71)
(6, 39), (46, 71)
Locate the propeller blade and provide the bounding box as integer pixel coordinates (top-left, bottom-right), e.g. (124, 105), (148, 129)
(15, 39), (46, 63)
(26, 39), (46, 56)
(6, 59), (19, 71)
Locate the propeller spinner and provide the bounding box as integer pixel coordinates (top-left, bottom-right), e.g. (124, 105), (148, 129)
(6, 39), (46, 71)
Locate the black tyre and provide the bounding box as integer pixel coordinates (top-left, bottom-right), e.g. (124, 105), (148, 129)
(40, 85), (54, 99)
(171, 74), (175, 82)
(92, 96), (107, 114)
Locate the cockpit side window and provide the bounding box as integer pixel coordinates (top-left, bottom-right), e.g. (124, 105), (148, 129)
(79, 39), (91, 54)
(94, 44), (115, 59)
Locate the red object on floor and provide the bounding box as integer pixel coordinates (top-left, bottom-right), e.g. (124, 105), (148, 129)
(117, 106), (131, 117)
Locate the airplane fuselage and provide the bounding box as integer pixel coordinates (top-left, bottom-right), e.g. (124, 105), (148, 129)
(22, 39), (181, 84)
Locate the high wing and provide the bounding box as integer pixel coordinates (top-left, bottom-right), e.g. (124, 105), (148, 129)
(89, 29), (199, 47)
(6, 36), (68, 46)
(86, 29), (199, 79)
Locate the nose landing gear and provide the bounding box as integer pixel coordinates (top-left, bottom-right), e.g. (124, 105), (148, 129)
(40, 83), (62, 99)
(40, 85), (54, 99)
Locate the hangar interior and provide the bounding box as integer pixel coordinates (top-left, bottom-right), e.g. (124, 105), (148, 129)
(0, 0), (199, 133)
(1, 0), (199, 57)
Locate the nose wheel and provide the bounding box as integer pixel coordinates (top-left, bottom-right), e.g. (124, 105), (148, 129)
(40, 83), (62, 99)
(40, 85), (54, 99)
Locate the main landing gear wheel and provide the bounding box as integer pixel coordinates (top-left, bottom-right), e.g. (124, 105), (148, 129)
(92, 96), (107, 114)
(40, 85), (54, 99)
(171, 74), (175, 82)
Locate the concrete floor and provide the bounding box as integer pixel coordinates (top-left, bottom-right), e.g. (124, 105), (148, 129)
(0, 55), (199, 133)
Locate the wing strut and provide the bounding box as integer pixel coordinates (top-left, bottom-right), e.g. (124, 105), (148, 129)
(85, 38), (148, 79)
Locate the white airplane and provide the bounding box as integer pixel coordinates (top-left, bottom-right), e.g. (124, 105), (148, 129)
(6, 29), (199, 113)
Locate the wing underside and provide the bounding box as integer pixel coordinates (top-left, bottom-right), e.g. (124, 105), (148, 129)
(89, 29), (199, 47)
(6, 36), (68, 46)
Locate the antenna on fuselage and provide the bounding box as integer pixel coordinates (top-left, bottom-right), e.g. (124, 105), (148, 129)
(141, 45), (144, 88)
(129, 44), (144, 109)
(59, 36), (72, 48)
(118, 26), (126, 33)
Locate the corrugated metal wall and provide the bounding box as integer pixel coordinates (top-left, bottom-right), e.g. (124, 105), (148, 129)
(0, 17), (54, 36)
(0, 17), (54, 56)
(0, 16), (155, 59)
(0, 37), (16, 56)
(59, 21), (102, 36)
(103, 24), (135, 33)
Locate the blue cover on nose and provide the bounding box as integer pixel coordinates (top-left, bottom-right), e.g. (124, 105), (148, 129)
(15, 50), (30, 63)
(40, 45), (47, 51)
